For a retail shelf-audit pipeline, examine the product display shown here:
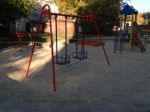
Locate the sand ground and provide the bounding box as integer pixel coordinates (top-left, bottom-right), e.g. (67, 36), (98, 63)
(0, 40), (150, 112)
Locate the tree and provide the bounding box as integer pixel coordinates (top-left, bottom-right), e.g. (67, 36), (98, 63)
(137, 13), (144, 25)
(0, 0), (37, 22)
(55, 0), (87, 14)
(78, 0), (121, 34)
(56, 0), (121, 35)
(142, 12), (150, 25)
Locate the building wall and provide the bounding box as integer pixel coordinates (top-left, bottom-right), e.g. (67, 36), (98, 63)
(45, 19), (75, 38)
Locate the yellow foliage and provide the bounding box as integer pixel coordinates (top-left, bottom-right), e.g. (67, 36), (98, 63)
(137, 13), (144, 25)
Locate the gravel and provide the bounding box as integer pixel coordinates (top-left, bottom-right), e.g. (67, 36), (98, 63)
(0, 41), (150, 112)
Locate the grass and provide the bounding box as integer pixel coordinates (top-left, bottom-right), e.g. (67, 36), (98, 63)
(0, 32), (111, 50)
(0, 32), (75, 49)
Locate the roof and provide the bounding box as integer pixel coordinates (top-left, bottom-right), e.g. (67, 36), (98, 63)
(120, 4), (138, 15)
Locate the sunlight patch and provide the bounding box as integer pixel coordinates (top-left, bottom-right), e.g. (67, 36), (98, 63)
(6, 40), (65, 81)
(7, 72), (25, 81)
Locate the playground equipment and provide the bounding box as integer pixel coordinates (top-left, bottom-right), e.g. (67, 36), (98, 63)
(132, 22), (146, 52)
(54, 15), (70, 64)
(113, 27), (124, 53)
(77, 38), (105, 47)
(25, 4), (110, 92)
(72, 19), (88, 60)
(16, 32), (34, 51)
(120, 4), (146, 52)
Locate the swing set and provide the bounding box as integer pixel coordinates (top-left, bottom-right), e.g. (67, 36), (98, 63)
(71, 18), (88, 60)
(25, 4), (110, 92)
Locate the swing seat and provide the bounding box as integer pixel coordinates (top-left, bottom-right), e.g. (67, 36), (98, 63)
(72, 51), (88, 60)
(78, 41), (105, 47)
(55, 54), (70, 65)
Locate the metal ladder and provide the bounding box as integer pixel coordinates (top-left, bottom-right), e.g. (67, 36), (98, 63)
(114, 31), (123, 53)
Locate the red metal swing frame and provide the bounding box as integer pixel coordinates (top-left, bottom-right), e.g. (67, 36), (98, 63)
(25, 4), (110, 92)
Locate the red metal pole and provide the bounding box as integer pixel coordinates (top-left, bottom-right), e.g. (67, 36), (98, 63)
(25, 10), (42, 78)
(25, 4), (57, 92)
(92, 18), (110, 65)
(25, 42), (35, 78)
(51, 13), (84, 19)
(46, 5), (57, 92)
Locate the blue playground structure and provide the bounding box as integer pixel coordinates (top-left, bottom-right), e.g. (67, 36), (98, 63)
(113, 4), (146, 53)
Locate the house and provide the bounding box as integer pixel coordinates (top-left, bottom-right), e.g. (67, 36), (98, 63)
(11, 0), (59, 33)
(10, 0), (75, 38)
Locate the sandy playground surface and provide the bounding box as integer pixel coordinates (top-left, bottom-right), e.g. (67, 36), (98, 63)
(0, 40), (150, 112)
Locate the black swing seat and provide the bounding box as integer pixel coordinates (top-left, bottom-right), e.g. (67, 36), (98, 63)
(55, 54), (70, 65)
(72, 51), (88, 60)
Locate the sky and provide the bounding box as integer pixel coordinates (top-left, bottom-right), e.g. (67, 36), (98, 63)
(126, 0), (150, 13)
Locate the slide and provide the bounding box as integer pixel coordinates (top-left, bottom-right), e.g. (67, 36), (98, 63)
(132, 22), (146, 52)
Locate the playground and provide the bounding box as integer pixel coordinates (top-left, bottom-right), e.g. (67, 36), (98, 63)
(1, 3), (150, 112)
(1, 39), (150, 112)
